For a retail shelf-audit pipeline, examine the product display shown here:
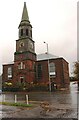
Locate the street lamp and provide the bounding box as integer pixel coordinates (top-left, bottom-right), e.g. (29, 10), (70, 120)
(44, 41), (51, 92)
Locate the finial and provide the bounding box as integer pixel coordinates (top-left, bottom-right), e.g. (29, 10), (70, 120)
(24, 2), (26, 7)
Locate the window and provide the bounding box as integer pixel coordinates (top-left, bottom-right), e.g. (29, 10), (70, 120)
(18, 62), (25, 69)
(8, 67), (12, 79)
(21, 29), (23, 36)
(49, 62), (56, 77)
(37, 64), (42, 79)
(30, 30), (32, 37)
(26, 29), (28, 36)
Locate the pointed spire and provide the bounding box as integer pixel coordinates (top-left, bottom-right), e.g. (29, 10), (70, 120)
(21, 2), (29, 22)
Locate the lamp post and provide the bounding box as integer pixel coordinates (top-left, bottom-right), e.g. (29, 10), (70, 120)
(44, 42), (51, 92)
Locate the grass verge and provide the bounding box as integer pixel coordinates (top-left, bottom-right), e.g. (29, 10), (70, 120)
(0, 102), (33, 107)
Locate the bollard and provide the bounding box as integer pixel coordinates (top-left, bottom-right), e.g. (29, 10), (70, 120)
(15, 94), (17, 103)
(3, 94), (5, 102)
(26, 95), (29, 105)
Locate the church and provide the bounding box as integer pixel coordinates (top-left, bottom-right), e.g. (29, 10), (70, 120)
(2, 2), (70, 91)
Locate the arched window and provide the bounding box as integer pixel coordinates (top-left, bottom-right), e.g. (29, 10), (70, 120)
(26, 29), (28, 36)
(30, 30), (32, 37)
(37, 64), (42, 79)
(21, 29), (23, 36)
(49, 62), (56, 76)
(8, 67), (12, 79)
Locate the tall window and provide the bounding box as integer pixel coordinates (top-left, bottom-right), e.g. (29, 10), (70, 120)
(26, 29), (28, 36)
(21, 29), (23, 36)
(49, 62), (56, 77)
(8, 67), (12, 79)
(30, 30), (32, 37)
(37, 64), (42, 79)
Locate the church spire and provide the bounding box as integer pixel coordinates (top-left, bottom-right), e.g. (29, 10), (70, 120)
(21, 2), (29, 22)
(18, 2), (32, 38)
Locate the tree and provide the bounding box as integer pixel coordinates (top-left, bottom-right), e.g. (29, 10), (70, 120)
(73, 61), (79, 80)
(73, 61), (79, 88)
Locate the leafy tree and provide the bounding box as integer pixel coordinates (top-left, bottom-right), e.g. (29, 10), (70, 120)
(73, 61), (79, 80)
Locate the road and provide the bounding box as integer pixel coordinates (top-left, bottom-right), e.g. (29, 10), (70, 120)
(0, 82), (79, 119)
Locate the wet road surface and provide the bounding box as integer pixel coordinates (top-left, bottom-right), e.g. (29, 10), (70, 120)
(0, 82), (79, 119)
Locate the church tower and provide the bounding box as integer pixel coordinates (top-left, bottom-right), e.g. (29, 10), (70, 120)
(14, 2), (36, 85)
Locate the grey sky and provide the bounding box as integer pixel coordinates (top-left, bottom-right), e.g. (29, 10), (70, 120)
(77, 1), (79, 61)
(1, 0), (77, 76)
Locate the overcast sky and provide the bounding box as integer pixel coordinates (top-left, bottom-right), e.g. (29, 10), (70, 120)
(0, 0), (77, 76)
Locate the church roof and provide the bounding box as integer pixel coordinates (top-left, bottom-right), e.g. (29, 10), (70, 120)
(37, 53), (59, 61)
(21, 2), (29, 22)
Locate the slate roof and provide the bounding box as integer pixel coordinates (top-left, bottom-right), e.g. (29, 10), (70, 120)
(37, 53), (59, 61)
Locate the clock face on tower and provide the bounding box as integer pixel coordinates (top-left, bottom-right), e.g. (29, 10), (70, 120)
(18, 41), (25, 53)
(19, 42), (24, 47)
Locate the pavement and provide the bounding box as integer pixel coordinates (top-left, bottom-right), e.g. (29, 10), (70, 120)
(0, 100), (77, 119)
(0, 83), (78, 119)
